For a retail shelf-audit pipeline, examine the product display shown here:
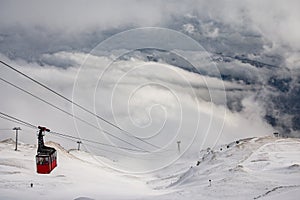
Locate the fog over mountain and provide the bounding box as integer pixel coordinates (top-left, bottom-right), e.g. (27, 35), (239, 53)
(0, 0), (299, 139)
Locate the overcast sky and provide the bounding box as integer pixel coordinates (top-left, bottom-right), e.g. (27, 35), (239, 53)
(0, 0), (299, 59)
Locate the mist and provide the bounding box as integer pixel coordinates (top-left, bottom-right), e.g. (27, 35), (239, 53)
(0, 0), (298, 172)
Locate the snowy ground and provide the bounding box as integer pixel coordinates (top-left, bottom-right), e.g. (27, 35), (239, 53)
(0, 136), (299, 200)
(0, 139), (163, 200)
(146, 136), (300, 200)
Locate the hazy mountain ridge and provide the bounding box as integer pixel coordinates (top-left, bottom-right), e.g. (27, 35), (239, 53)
(0, 11), (298, 136)
(118, 44), (298, 136)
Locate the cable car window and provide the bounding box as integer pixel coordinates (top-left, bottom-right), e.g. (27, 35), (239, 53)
(37, 157), (44, 165)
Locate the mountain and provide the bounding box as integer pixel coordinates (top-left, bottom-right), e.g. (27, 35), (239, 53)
(118, 44), (299, 137)
(0, 12), (298, 137)
(147, 136), (300, 200)
(0, 139), (155, 200)
(1, 136), (299, 199)
(168, 15), (300, 137)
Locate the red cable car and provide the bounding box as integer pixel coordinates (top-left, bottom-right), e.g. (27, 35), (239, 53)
(36, 126), (57, 174)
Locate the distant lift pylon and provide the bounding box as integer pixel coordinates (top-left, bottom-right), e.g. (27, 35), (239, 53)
(36, 126), (57, 174)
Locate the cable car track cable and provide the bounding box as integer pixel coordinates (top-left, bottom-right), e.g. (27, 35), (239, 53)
(49, 131), (146, 152)
(0, 76), (148, 152)
(0, 60), (160, 149)
(0, 111), (148, 152)
(0, 111), (37, 129)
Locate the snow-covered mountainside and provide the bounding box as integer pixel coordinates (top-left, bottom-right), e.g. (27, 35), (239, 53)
(0, 139), (160, 200)
(0, 2), (299, 199)
(1, 136), (299, 200)
(147, 136), (300, 200)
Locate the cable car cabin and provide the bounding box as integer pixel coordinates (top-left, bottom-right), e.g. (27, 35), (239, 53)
(36, 126), (57, 174)
(36, 150), (57, 174)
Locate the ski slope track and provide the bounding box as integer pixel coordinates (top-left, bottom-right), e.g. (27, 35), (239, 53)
(0, 136), (299, 200)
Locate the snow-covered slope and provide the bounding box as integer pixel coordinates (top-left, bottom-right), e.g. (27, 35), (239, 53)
(1, 136), (299, 199)
(146, 136), (300, 200)
(0, 139), (161, 200)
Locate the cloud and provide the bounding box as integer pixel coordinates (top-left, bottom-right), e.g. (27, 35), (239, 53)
(0, 51), (273, 143)
(0, 0), (164, 30)
(0, 0), (299, 61)
(0, 0), (298, 170)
